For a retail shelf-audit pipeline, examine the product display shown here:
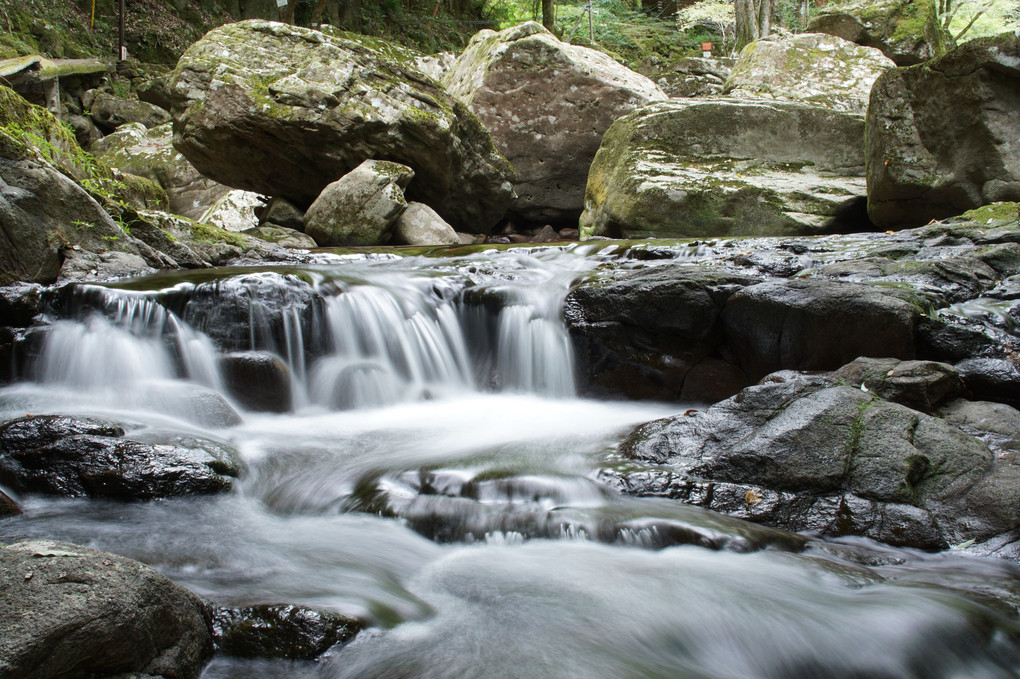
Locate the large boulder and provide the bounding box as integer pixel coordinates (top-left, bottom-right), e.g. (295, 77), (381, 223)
(0, 539), (213, 679)
(304, 160), (413, 246)
(723, 32), (896, 114)
(442, 22), (666, 224)
(579, 99), (869, 239)
(865, 33), (1020, 229)
(0, 158), (139, 285)
(612, 367), (1018, 550)
(806, 0), (952, 66)
(92, 122), (234, 221)
(171, 20), (515, 233)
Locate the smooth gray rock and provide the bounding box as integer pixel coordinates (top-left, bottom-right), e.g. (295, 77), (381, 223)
(90, 92), (172, 132)
(391, 201), (460, 245)
(304, 160), (413, 247)
(0, 539), (213, 679)
(866, 33), (1020, 229)
(806, 0), (949, 66)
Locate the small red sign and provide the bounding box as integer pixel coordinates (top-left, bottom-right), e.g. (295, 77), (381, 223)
(701, 41), (713, 51)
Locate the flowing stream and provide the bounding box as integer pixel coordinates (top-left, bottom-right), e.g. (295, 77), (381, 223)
(2, 245), (1019, 678)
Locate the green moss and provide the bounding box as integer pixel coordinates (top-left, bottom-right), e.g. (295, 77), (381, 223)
(189, 221), (249, 247)
(958, 202), (1020, 226)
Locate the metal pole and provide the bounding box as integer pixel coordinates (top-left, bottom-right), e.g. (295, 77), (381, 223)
(118, 0), (125, 61)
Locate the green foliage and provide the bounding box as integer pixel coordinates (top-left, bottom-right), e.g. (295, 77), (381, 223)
(677, 0), (734, 53)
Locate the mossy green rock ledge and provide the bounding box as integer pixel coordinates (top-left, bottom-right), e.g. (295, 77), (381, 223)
(171, 20), (515, 233)
(579, 99), (868, 240)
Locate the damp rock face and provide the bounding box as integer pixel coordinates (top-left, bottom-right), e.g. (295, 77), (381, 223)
(0, 539), (213, 679)
(170, 20), (515, 233)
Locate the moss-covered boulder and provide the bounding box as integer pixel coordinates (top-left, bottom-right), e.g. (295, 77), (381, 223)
(171, 20), (515, 233)
(806, 0), (953, 66)
(92, 122), (233, 221)
(579, 99), (869, 239)
(866, 33), (1020, 229)
(723, 32), (896, 115)
(442, 22), (666, 224)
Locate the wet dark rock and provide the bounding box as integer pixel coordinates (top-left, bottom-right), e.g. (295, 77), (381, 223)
(0, 283), (42, 328)
(212, 604), (361, 660)
(916, 314), (1012, 362)
(811, 254), (998, 304)
(565, 266), (758, 401)
(721, 278), (920, 381)
(221, 351), (293, 413)
(955, 357), (1020, 408)
(612, 365), (1017, 550)
(260, 197), (305, 232)
(161, 272), (325, 355)
(833, 357), (963, 413)
(0, 414), (238, 499)
(0, 539), (213, 679)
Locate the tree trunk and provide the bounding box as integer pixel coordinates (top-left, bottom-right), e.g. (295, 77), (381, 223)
(542, 0), (555, 32)
(735, 0), (772, 50)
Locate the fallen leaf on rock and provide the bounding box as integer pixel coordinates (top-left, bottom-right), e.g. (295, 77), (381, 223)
(745, 489), (763, 505)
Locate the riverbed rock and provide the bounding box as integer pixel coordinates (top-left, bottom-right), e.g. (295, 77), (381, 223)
(579, 99), (869, 239)
(128, 209), (287, 269)
(221, 350), (293, 413)
(641, 55), (734, 98)
(304, 160), (413, 246)
(92, 123), (233, 221)
(723, 32), (896, 114)
(0, 488), (20, 515)
(866, 33), (1020, 229)
(171, 20), (515, 232)
(212, 604), (361, 659)
(391, 201), (460, 245)
(90, 92), (172, 132)
(260, 197), (305, 232)
(806, 0), (950, 66)
(0, 539), (213, 679)
(833, 357), (963, 413)
(0, 413), (239, 499)
(0, 157), (139, 285)
(721, 278), (920, 381)
(442, 22), (665, 224)
(611, 367), (1017, 550)
(565, 266), (759, 401)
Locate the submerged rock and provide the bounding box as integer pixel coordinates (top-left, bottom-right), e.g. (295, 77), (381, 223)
(723, 32), (896, 114)
(0, 539), (212, 679)
(171, 20), (515, 232)
(0, 414), (240, 498)
(212, 603), (361, 660)
(443, 21), (665, 224)
(579, 99), (869, 239)
(866, 33), (1020, 229)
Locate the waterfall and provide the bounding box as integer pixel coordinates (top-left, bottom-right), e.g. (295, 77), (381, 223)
(28, 248), (596, 412)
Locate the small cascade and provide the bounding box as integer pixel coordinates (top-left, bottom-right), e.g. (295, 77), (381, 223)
(310, 282), (474, 409)
(26, 247), (605, 412)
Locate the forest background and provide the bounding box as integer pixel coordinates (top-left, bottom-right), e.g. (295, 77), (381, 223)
(0, 0), (1016, 77)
